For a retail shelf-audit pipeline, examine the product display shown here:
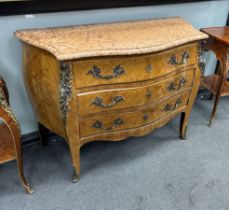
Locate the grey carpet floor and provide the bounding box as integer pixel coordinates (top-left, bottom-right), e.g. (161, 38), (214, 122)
(1, 97), (229, 210)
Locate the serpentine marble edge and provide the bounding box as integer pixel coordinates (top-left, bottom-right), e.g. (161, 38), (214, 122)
(15, 17), (208, 61)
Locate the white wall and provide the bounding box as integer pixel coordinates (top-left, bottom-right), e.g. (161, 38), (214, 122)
(0, 1), (228, 134)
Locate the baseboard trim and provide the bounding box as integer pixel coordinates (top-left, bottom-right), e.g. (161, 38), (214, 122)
(21, 131), (56, 147)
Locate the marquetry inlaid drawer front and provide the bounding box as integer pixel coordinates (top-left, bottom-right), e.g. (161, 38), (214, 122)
(79, 90), (190, 137)
(77, 69), (194, 116)
(72, 43), (197, 88)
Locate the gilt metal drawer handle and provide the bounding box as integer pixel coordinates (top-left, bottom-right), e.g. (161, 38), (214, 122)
(168, 51), (190, 66)
(87, 64), (125, 79)
(143, 113), (149, 121)
(146, 89), (152, 99)
(167, 78), (187, 91)
(163, 98), (182, 112)
(91, 96), (125, 108)
(91, 118), (124, 130)
(146, 64), (153, 73)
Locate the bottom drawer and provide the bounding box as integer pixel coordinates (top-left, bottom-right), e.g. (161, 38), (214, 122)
(79, 90), (190, 138)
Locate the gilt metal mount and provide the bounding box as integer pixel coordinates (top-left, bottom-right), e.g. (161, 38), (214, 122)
(59, 62), (72, 123)
(87, 64), (125, 79)
(168, 51), (190, 66)
(163, 97), (182, 112)
(167, 78), (187, 92)
(0, 77), (20, 129)
(91, 118), (124, 130)
(91, 95), (125, 108)
(198, 40), (207, 73)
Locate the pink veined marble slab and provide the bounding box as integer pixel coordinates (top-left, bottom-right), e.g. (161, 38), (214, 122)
(15, 17), (208, 61)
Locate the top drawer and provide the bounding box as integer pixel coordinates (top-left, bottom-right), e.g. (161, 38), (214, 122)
(72, 43), (197, 88)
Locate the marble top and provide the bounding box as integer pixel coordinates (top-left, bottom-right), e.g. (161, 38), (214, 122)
(15, 17), (208, 61)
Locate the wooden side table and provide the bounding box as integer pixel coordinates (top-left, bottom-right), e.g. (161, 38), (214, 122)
(200, 27), (229, 127)
(0, 77), (33, 194)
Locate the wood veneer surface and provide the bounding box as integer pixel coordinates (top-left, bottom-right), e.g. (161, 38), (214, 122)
(203, 75), (229, 96)
(201, 27), (229, 46)
(0, 123), (15, 164)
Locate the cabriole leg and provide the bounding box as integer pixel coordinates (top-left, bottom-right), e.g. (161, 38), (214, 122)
(10, 122), (34, 194)
(38, 122), (49, 146)
(66, 118), (81, 183)
(208, 90), (221, 127)
(208, 60), (226, 127)
(179, 112), (188, 140)
(15, 143), (34, 194)
(67, 139), (80, 183)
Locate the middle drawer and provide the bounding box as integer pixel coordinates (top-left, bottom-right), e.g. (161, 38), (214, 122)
(77, 69), (194, 116)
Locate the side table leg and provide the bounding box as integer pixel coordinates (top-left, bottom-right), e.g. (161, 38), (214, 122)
(9, 122), (34, 194)
(38, 122), (49, 146)
(208, 61), (226, 127)
(209, 87), (222, 127)
(15, 147), (34, 194)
